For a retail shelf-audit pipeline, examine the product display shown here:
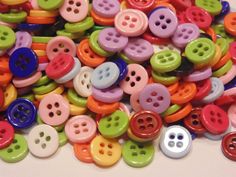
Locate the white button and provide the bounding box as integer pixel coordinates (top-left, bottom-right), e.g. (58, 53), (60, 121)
(28, 124), (59, 158)
(160, 125), (192, 159)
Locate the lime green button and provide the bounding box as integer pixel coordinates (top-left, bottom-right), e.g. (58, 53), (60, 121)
(34, 75), (51, 87)
(89, 30), (113, 57)
(32, 36), (52, 43)
(67, 89), (87, 107)
(122, 140), (154, 168)
(0, 25), (16, 50)
(119, 52), (136, 64)
(38, 0), (64, 10)
(20, 94), (35, 102)
(0, 11), (27, 23)
(152, 71), (179, 86)
(98, 110), (129, 138)
(195, 0), (222, 16)
(213, 60), (233, 77)
(88, 25), (106, 33)
(65, 17), (94, 33)
(150, 50), (181, 73)
(58, 129), (68, 147)
(56, 29), (84, 39)
(0, 134), (28, 163)
(185, 38), (216, 65)
(212, 24), (234, 43)
(216, 38), (229, 56)
(33, 81), (58, 95)
(162, 104), (182, 117)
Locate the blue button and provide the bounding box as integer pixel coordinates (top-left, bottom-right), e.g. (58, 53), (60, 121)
(215, 1), (230, 19)
(18, 23), (42, 31)
(113, 58), (128, 85)
(7, 98), (36, 129)
(224, 77), (236, 91)
(9, 47), (38, 78)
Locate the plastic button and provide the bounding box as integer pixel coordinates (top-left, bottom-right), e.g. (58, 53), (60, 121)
(92, 0), (120, 18)
(221, 132), (236, 161)
(0, 121), (14, 149)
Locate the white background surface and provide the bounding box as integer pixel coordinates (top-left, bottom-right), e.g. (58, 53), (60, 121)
(1, 1), (236, 177)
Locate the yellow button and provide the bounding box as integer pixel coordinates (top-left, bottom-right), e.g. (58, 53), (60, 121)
(0, 84), (17, 111)
(1, 0), (28, 5)
(209, 44), (222, 67)
(35, 86), (64, 101)
(90, 135), (121, 167)
(30, 10), (59, 18)
(63, 94), (87, 115)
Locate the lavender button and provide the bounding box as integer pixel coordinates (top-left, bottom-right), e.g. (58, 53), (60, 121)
(92, 0), (120, 18)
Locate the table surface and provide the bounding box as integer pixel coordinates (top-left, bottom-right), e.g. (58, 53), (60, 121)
(1, 1), (236, 177)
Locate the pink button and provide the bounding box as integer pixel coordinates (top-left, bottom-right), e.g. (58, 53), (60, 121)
(12, 71), (42, 88)
(120, 64), (148, 95)
(130, 91), (142, 112)
(65, 115), (97, 143)
(38, 94), (70, 126)
(220, 65), (236, 84)
(228, 104), (236, 128)
(46, 36), (76, 61)
(59, 0), (89, 23)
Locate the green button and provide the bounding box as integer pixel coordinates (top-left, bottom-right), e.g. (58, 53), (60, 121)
(119, 53), (136, 64)
(0, 25), (16, 50)
(58, 129), (68, 147)
(0, 134), (28, 163)
(38, 0), (64, 10)
(122, 140), (154, 168)
(20, 94), (35, 102)
(65, 17), (94, 33)
(150, 50), (181, 73)
(0, 11), (27, 23)
(37, 114), (64, 132)
(34, 75), (51, 87)
(195, 0), (222, 16)
(152, 71), (179, 86)
(212, 24), (234, 43)
(56, 29), (84, 39)
(185, 38), (216, 65)
(89, 30), (113, 57)
(213, 60), (233, 77)
(67, 89), (87, 107)
(32, 36), (52, 43)
(216, 38), (229, 56)
(161, 104), (182, 117)
(88, 25), (106, 33)
(33, 81), (58, 95)
(98, 110), (129, 138)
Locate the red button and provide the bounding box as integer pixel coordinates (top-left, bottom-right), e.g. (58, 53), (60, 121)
(170, 0), (192, 10)
(193, 79), (211, 101)
(0, 121), (14, 149)
(0, 3), (9, 13)
(214, 95), (236, 106)
(177, 11), (188, 24)
(46, 54), (74, 79)
(126, 0), (155, 13)
(0, 87), (4, 109)
(221, 132), (236, 161)
(183, 107), (206, 134)
(186, 6), (212, 30)
(142, 30), (171, 45)
(201, 105), (229, 134)
(229, 42), (236, 63)
(130, 110), (162, 139)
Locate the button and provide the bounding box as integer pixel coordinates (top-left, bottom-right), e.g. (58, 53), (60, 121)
(9, 47), (38, 78)
(0, 3), (9, 13)
(98, 27), (128, 53)
(0, 84), (17, 111)
(120, 64), (148, 95)
(12, 71), (42, 88)
(65, 115), (96, 143)
(0, 25), (16, 50)
(112, 58), (128, 85)
(64, 17), (94, 33)
(142, 30), (171, 45)
(122, 140), (154, 167)
(160, 125), (192, 159)
(90, 8), (114, 26)
(130, 91), (142, 112)
(67, 89), (87, 107)
(185, 67), (212, 82)
(46, 53), (75, 79)
(92, 0), (120, 18)
(172, 23), (200, 48)
(73, 66), (94, 97)
(0, 121), (14, 149)
(193, 79), (211, 101)
(162, 104), (182, 117)
(0, 134), (28, 163)
(195, 0), (222, 16)
(46, 36), (76, 61)
(38, 0), (64, 10)
(123, 38), (154, 62)
(98, 110), (129, 138)
(91, 62), (119, 89)
(130, 110), (162, 139)
(59, 0), (89, 23)
(229, 42), (236, 62)
(148, 8), (178, 38)
(228, 104), (236, 128)
(1, 0), (28, 5)
(185, 6), (212, 30)
(73, 143), (93, 163)
(153, 43), (181, 54)
(0, 87), (4, 109)
(7, 98), (36, 129)
(221, 132), (236, 161)
(201, 104), (229, 134)
(204, 122), (231, 141)
(126, 0), (155, 13)
(27, 124), (59, 157)
(38, 94), (70, 126)
(170, 0), (192, 10)
(216, 38), (229, 57)
(0, 11), (27, 23)
(216, 1), (230, 18)
(139, 83), (170, 114)
(90, 135), (121, 167)
(92, 87), (123, 103)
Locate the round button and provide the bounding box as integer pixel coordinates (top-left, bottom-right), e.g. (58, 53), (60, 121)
(139, 83), (170, 114)
(228, 104), (236, 128)
(98, 110), (129, 138)
(73, 143), (93, 163)
(148, 7), (178, 38)
(38, 94), (70, 126)
(122, 140), (154, 167)
(170, 0), (192, 10)
(7, 98), (36, 129)
(201, 104), (229, 134)
(126, 0), (155, 13)
(221, 132), (236, 161)
(92, 0), (120, 18)
(38, 0), (64, 10)
(91, 62), (120, 89)
(0, 25), (16, 50)
(0, 87), (4, 109)
(28, 124), (59, 158)
(229, 42), (236, 62)
(9, 48), (38, 78)
(224, 12), (236, 36)
(65, 115), (96, 143)
(90, 135), (121, 167)
(0, 121), (14, 149)
(130, 110), (162, 139)
(193, 78), (212, 101)
(160, 125), (192, 159)
(195, 0), (222, 16)
(185, 67), (212, 82)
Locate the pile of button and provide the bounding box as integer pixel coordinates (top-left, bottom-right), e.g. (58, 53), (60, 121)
(0, 0), (236, 167)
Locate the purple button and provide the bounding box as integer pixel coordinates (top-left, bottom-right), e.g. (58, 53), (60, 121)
(92, 86), (123, 103)
(148, 8), (178, 38)
(139, 83), (170, 114)
(98, 27), (128, 52)
(185, 67), (212, 82)
(92, 0), (120, 18)
(123, 38), (154, 62)
(172, 23), (200, 48)
(8, 31), (32, 55)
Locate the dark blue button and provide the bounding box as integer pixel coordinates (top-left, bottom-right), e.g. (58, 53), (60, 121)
(7, 98), (36, 129)
(18, 23), (42, 31)
(224, 77), (236, 91)
(113, 58), (128, 85)
(9, 47), (38, 78)
(215, 1), (230, 19)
